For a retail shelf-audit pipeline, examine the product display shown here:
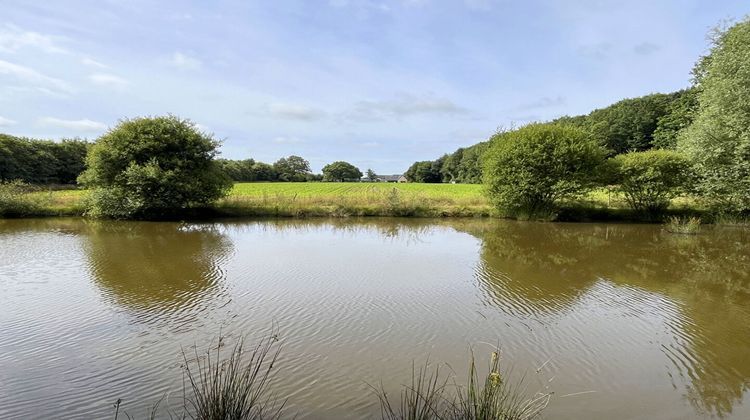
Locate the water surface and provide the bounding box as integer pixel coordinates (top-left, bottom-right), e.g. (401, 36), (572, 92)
(1, 218), (748, 419)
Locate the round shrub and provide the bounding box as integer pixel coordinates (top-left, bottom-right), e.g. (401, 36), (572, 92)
(611, 149), (694, 214)
(483, 123), (606, 217)
(79, 115), (232, 219)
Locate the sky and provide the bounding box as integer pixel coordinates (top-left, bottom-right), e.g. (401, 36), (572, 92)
(0, 1), (747, 173)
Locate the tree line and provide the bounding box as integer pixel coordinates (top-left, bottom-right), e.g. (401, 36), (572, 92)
(0, 135), (89, 184)
(0, 136), (370, 185)
(406, 88), (698, 184)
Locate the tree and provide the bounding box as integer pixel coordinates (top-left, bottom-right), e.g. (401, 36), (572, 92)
(611, 150), (694, 214)
(405, 161), (441, 183)
(78, 115), (232, 218)
(366, 168), (377, 181)
(679, 18), (750, 213)
(652, 88), (699, 149)
(322, 161), (363, 182)
(583, 93), (676, 154)
(483, 123), (606, 216)
(273, 155), (311, 182)
(440, 149), (461, 182)
(250, 162), (277, 181)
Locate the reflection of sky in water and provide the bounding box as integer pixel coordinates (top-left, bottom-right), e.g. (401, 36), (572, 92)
(0, 218), (748, 419)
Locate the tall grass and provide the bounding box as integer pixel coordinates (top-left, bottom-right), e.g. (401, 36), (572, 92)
(0, 180), (50, 217)
(664, 216), (702, 234)
(182, 334), (286, 420)
(375, 361), (451, 420)
(374, 350), (551, 420)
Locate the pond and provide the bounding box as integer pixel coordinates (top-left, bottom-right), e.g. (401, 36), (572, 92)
(1, 218), (749, 419)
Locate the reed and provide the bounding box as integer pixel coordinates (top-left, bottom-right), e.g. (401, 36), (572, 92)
(181, 334), (286, 420)
(374, 349), (551, 420)
(664, 216), (702, 234)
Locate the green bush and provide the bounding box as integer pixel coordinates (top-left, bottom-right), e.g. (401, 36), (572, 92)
(611, 150), (694, 214)
(79, 115), (232, 219)
(482, 123), (606, 217)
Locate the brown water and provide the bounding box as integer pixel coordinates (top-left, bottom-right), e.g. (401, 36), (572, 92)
(0, 218), (748, 419)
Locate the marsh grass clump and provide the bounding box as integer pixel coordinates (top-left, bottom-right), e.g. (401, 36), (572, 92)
(182, 334), (286, 420)
(665, 216), (702, 234)
(375, 361), (451, 420)
(374, 350), (551, 420)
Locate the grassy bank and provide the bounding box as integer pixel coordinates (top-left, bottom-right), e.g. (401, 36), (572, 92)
(3, 182), (711, 221)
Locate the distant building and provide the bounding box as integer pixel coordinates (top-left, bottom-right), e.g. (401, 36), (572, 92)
(360, 174), (408, 183)
(377, 175), (404, 183)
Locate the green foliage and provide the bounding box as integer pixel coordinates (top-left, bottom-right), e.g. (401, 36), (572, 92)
(405, 161), (442, 183)
(0, 134), (89, 184)
(322, 161), (363, 182)
(611, 150), (694, 214)
(217, 159), (279, 182)
(405, 142), (489, 184)
(679, 17), (750, 214)
(79, 115), (232, 219)
(652, 88), (699, 149)
(273, 155), (311, 182)
(483, 123), (606, 216)
(579, 93), (678, 154)
(366, 168), (377, 181)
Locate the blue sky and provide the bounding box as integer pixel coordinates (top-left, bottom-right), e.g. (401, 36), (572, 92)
(0, 1), (747, 173)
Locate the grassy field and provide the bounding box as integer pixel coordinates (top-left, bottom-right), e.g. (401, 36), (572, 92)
(221, 182), (492, 217)
(10, 182), (705, 220)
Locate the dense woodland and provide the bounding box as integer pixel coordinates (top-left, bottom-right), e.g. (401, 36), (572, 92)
(0, 135), (89, 184)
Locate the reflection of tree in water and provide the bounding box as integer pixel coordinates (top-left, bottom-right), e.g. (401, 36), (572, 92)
(461, 220), (750, 417)
(83, 221), (233, 315)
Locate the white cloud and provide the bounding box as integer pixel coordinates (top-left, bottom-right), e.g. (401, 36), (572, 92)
(0, 24), (67, 54)
(81, 57), (109, 69)
(38, 117), (107, 132)
(272, 136), (305, 144)
(268, 103), (325, 120)
(349, 94), (468, 121)
(0, 59), (73, 94)
(0, 116), (17, 126)
(89, 73), (129, 89)
(169, 52), (202, 70)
